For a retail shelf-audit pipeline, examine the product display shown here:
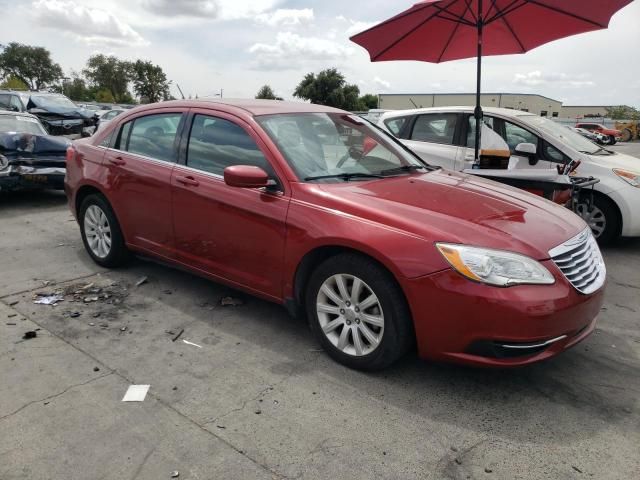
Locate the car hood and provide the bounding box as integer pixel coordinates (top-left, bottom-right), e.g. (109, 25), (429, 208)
(0, 132), (70, 156)
(581, 151), (640, 172)
(29, 104), (96, 120)
(315, 170), (586, 260)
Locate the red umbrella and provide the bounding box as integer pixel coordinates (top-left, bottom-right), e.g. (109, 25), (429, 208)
(351, 0), (632, 163)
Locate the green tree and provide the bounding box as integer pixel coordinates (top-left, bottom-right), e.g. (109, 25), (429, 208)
(62, 72), (94, 101)
(0, 42), (63, 89)
(605, 105), (639, 120)
(0, 74), (28, 90)
(132, 60), (171, 103)
(358, 94), (378, 110)
(83, 54), (133, 103)
(293, 68), (361, 110)
(255, 85), (282, 100)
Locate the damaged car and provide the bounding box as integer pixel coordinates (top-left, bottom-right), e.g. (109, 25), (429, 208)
(15, 93), (99, 138)
(0, 111), (69, 192)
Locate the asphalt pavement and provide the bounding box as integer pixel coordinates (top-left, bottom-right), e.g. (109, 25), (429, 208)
(1, 146), (639, 480)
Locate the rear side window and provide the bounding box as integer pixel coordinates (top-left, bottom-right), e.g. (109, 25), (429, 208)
(383, 116), (409, 137)
(116, 113), (182, 162)
(410, 113), (457, 145)
(186, 114), (272, 177)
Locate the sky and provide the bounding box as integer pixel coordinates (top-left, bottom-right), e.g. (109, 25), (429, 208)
(1, 0), (639, 107)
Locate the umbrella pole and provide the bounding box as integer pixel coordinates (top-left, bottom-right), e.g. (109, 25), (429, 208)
(473, 0), (484, 167)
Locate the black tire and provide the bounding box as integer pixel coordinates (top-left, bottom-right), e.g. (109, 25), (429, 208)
(576, 193), (620, 246)
(79, 193), (129, 267)
(608, 135), (617, 145)
(305, 253), (414, 370)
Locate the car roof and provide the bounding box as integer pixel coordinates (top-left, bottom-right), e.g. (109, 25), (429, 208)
(136, 99), (346, 117)
(379, 106), (536, 119)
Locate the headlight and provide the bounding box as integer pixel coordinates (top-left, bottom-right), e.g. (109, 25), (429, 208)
(613, 169), (640, 188)
(436, 243), (555, 287)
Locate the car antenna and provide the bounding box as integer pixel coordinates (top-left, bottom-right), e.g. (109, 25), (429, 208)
(176, 83), (185, 100)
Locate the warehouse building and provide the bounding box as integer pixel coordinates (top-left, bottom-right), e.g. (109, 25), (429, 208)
(377, 93), (627, 119)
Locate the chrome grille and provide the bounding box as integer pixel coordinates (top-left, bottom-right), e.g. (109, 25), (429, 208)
(549, 228), (606, 295)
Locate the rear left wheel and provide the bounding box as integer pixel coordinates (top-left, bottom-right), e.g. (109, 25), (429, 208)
(79, 194), (129, 267)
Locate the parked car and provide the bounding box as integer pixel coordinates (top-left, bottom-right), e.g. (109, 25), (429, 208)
(0, 111), (69, 192)
(571, 126), (605, 144)
(378, 107), (640, 244)
(575, 122), (622, 145)
(95, 108), (125, 132)
(66, 99), (605, 370)
(0, 90), (98, 137)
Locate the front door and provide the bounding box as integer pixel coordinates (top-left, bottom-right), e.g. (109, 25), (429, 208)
(171, 110), (289, 300)
(103, 110), (184, 258)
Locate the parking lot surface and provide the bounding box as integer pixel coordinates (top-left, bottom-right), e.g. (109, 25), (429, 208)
(1, 144), (639, 479)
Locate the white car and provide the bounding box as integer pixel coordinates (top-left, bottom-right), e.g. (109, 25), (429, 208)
(377, 107), (640, 244)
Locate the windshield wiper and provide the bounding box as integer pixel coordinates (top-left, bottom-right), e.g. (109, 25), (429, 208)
(579, 147), (613, 155)
(304, 172), (384, 182)
(378, 164), (429, 176)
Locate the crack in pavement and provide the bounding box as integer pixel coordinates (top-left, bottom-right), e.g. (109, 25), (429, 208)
(0, 372), (114, 422)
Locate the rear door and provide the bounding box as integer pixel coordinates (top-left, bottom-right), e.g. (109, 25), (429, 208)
(170, 109), (289, 299)
(401, 112), (459, 169)
(103, 109), (185, 258)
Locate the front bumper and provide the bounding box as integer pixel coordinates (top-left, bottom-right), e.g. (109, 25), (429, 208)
(403, 262), (604, 367)
(607, 183), (640, 237)
(0, 165), (65, 191)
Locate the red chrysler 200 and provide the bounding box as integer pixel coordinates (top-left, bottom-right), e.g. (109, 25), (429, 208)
(65, 100), (606, 370)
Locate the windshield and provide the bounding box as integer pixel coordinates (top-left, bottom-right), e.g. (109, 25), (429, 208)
(519, 115), (601, 155)
(30, 95), (78, 110)
(257, 112), (427, 182)
(0, 114), (47, 135)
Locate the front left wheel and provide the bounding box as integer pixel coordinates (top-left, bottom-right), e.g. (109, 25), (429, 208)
(79, 194), (129, 267)
(305, 253), (414, 370)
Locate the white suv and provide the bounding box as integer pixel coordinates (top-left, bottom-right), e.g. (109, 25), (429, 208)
(378, 107), (640, 244)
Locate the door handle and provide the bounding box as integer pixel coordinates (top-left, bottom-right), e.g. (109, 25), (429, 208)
(175, 175), (199, 187)
(108, 156), (126, 166)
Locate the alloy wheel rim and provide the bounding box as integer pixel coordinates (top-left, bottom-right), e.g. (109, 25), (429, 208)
(576, 203), (606, 238)
(84, 205), (112, 258)
(316, 274), (384, 357)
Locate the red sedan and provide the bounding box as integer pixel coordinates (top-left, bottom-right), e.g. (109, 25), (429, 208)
(65, 100), (606, 370)
(575, 122), (622, 145)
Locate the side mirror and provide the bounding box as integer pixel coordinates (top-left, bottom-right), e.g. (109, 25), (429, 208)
(514, 142), (538, 166)
(224, 165), (269, 189)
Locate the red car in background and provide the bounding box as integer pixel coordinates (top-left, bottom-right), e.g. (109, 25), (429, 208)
(575, 122), (622, 145)
(65, 99), (606, 370)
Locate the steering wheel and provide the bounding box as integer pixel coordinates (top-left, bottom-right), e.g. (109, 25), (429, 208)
(336, 146), (364, 168)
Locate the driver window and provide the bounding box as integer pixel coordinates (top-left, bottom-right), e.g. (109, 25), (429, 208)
(503, 121), (538, 153)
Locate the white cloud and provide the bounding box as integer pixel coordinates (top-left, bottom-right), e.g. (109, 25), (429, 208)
(144, 0), (218, 17)
(345, 21), (376, 37)
(32, 0), (148, 47)
(513, 71), (595, 88)
(373, 76), (391, 90)
(248, 32), (353, 70)
(255, 8), (313, 27)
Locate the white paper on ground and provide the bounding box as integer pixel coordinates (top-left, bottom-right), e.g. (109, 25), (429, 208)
(182, 339), (202, 348)
(122, 384), (150, 402)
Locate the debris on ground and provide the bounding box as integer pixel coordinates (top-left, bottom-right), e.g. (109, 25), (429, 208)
(122, 384), (150, 402)
(170, 471), (180, 478)
(89, 322), (95, 326)
(83, 296), (99, 303)
(8, 300), (19, 306)
(182, 339), (202, 348)
(485, 467), (493, 473)
(135, 276), (148, 287)
(22, 330), (38, 340)
(33, 293), (64, 305)
(6, 322), (16, 326)
(93, 366), (100, 372)
(120, 326), (127, 332)
(7, 313), (17, 318)
(69, 312), (81, 318)
(163, 289), (172, 295)
(220, 296), (243, 307)
(572, 466), (583, 473)
(92, 312), (101, 318)
(172, 329), (184, 342)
